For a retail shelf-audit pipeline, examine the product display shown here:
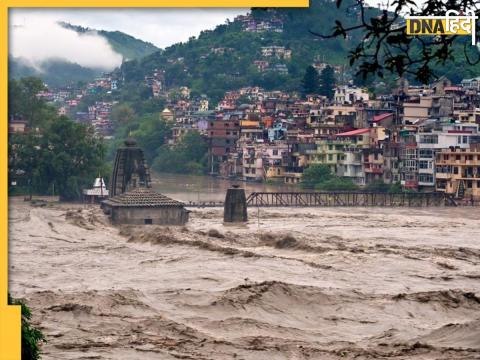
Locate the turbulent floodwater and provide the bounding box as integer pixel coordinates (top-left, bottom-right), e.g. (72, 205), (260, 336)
(150, 172), (298, 203)
(8, 196), (480, 359)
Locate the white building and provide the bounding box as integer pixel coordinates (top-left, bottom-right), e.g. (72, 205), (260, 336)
(334, 86), (369, 105)
(416, 122), (479, 188)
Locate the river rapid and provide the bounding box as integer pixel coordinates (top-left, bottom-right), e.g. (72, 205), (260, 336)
(8, 174), (480, 359)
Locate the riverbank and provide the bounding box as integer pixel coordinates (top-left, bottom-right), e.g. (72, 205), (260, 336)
(8, 197), (480, 359)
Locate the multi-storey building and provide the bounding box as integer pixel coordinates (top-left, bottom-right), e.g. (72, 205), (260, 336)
(334, 86), (370, 105)
(435, 145), (480, 200)
(241, 142), (289, 181)
(415, 122), (479, 189)
(207, 118), (240, 172)
(403, 96), (453, 123)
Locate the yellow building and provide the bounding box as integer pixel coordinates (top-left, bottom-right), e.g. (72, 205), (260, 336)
(306, 139), (349, 173)
(435, 146), (480, 200)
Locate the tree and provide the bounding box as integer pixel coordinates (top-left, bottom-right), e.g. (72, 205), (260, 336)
(310, 0), (480, 84)
(8, 293), (46, 360)
(111, 104), (135, 128)
(301, 65), (320, 96)
(131, 114), (171, 163)
(365, 180), (403, 193)
(9, 132), (46, 200)
(8, 78), (49, 127)
(319, 65), (335, 99)
(301, 163), (358, 190)
(315, 177), (358, 191)
(42, 116), (106, 201)
(10, 117), (106, 201)
(301, 164), (333, 188)
(152, 131), (208, 175)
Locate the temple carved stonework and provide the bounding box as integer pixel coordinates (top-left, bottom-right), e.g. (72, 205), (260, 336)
(109, 138), (151, 197)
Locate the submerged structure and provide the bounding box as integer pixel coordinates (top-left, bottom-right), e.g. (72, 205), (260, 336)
(101, 187), (189, 225)
(102, 138), (188, 225)
(109, 138), (151, 197)
(224, 185), (248, 222)
(83, 177), (109, 203)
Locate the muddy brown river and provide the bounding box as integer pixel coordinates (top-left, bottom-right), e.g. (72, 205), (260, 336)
(7, 176), (480, 359)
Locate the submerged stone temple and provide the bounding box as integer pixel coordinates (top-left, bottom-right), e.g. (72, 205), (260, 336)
(109, 138), (151, 197)
(102, 138), (188, 225)
(101, 187), (189, 225)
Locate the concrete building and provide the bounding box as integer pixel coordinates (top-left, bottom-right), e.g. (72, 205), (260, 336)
(242, 142), (289, 181)
(403, 96), (453, 123)
(415, 122), (479, 189)
(334, 86), (369, 105)
(337, 146), (365, 185)
(207, 118), (240, 164)
(435, 145), (480, 201)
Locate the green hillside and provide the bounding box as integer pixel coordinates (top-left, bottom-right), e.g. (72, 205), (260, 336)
(9, 23), (159, 87)
(9, 57), (99, 88)
(59, 22), (159, 60)
(117, 1), (480, 102)
(118, 0), (374, 102)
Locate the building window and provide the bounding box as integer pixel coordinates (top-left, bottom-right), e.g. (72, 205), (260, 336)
(419, 149), (433, 158)
(419, 160), (431, 169)
(418, 174), (433, 183)
(273, 150), (278, 155)
(144, 219), (153, 225)
(419, 135), (438, 144)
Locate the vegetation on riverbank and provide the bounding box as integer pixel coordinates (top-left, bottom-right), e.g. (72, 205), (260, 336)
(9, 77), (107, 201)
(8, 294), (46, 360)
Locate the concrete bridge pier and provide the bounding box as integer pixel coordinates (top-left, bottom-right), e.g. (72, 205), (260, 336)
(224, 185), (248, 223)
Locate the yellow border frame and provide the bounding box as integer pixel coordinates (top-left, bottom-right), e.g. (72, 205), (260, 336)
(0, 0), (308, 358)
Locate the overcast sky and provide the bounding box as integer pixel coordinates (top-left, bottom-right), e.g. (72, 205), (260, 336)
(9, 8), (249, 70)
(9, 4), (394, 71)
(10, 8), (249, 48)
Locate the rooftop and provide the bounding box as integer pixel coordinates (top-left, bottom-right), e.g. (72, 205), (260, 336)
(102, 187), (184, 208)
(336, 128), (370, 137)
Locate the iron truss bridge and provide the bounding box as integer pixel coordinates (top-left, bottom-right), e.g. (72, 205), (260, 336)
(245, 191), (457, 207)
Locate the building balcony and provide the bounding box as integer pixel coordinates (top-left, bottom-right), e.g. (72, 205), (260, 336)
(364, 167), (383, 174)
(435, 172), (451, 179)
(418, 181), (435, 186)
(341, 160), (362, 166)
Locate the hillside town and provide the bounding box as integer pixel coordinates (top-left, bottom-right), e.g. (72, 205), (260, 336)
(10, 70), (480, 203)
(7, 5), (480, 360)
